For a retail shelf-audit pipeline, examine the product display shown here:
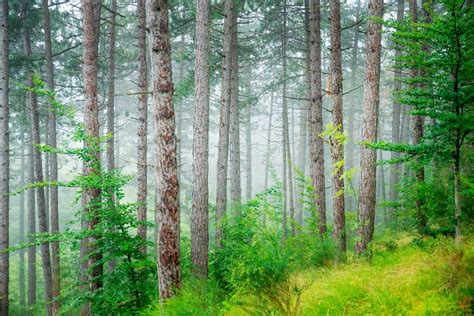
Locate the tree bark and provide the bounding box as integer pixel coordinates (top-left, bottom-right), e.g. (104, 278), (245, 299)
(229, 6), (241, 214)
(176, 34), (185, 186)
(308, 0), (327, 236)
(27, 125), (36, 312)
(80, 1), (103, 313)
(329, 0), (346, 253)
(264, 91), (274, 192)
(41, 0), (60, 311)
(378, 149), (388, 225)
(149, 0), (181, 300)
(19, 131), (26, 308)
(215, 0), (233, 247)
(0, 0), (8, 313)
(22, 6), (54, 313)
(409, 0), (427, 232)
(106, 0), (116, 175)
(297, 0), (310, 229)
(390, 0), (404, 222)
(355, 0), (383, 256)
(245, 103), (252, 201)
(136, 0), (148, 254)
(281, 0), (291, 239)
(191, 0), (210, 278)
(346, 0), (362, 213)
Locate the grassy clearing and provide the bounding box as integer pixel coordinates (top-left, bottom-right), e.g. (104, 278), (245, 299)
(225, 235), (473, 315)
(146, 234), (473, 315)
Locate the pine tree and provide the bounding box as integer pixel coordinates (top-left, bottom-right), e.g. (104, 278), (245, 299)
(308, 0), (327, 236)
(355, 0), (384, 256)
(192, 0), (211, 278)
(149, 0), (181, 300)
(0, 0), (9, 314)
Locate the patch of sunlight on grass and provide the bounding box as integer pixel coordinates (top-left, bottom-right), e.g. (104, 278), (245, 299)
(299, 237), (473, 315)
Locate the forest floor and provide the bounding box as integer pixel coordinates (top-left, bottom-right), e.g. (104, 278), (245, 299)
(225, 234), (473, 315)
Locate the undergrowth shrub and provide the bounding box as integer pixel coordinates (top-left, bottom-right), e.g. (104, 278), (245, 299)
(211, 189), (335, 315)
(151, 186), (336, 315)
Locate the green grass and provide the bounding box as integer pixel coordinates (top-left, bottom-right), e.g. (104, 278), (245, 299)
(145, 234), (474, 315)
(299, 237), (473, 315)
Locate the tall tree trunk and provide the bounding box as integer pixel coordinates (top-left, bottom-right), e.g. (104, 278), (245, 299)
(329, 0), (346, 253)
(149, 0), (181, 300)
(23, 6), (54, 313)
(229, 6), (241, 214)
(176, 34), (185, 184)
(136, 0), (148, 254)
(378, 149), (388, 225)
(264, 91), (274, 192)
(409, 0), (427, 232)
(115, 127), (120, 169)
(44, 130), (50, 234)
(355, 0), (383, 256)
(19, 132), (26, 308)
(390, 0), (404, 222)
(245, 104), (252, 201)
(80, 1), (103, 314)
(191, 0), (210, 278)
(454, 155), (461, 240)
(41, 0), (60, 311)
(0, 0), (8, 313)
(27, 126), (36, 312)
(281, 0), (291, 239)
(215, 0), (233, 247)
(106, 0), (116, 174)
(286, 127), (296, 236)
(296, 0), (310, 229)
(296, 108), (308, 228)
(106, 0), (117, 271)
(453, 18), (462, 241)
(346, 0), (362, 213)
(308, 0), (327, 236)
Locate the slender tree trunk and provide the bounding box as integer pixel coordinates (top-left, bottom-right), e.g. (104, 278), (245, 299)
(245, 104), (252, 201)
(44, 130), (50, 232)
(355, 0), (383, 256)
(149, 0), (181, 300)
(41, 0), (60, 311)
(106, 0), (116, 174)
(105, 0), (117, 271)
(346, 0), (362, 213)
(191, 0), (210, 278)
(409, 0), (427, 232)
(389, 0), (404, 222)
(0, 0), (8, 313)
(308, 0), (327, 236)
(454, 156), (461, 240)
(22, 6), (54, 313)
(27, 127), (36, 313)
(229, 6), (241, 214)
(296, 0), (310, 230)
(296, 109), (308, 228)
(329, 0), (346, 253)
(176, 34), (185, 183)
(281, 0), (291, 239)
(453, 22), (462, 241)
(215, 0), (233, 247)
(19, 132), (26, 308)
(80, 1), (103, 314)
(115, 127), (120, 169)
(136, 0), (148, 254)
(286, 127), (296, 236)
(264, 91), (274, 192)
(378, 149), (388, 225)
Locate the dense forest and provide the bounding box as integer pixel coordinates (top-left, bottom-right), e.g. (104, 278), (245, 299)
(0, 0), (473, 314)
